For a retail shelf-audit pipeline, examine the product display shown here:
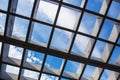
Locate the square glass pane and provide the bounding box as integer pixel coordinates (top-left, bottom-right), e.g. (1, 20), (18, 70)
(45, 55), (63, 69)
(107, 1), (120, 20)
(30, 22), (52, 47)
(71, 34), (94, 57)
(86, 0), (103, 13)
(36, 0), (58, 24)
(99, 20), (114, 41)
(25, 50), (44, 65)
(82, 65), (96, 79)
(12, 17), (29, 41)
(109, 46), (120, 66)
(50, 28), (72, 52)
(0, 13), (6, 35)
(20, 69), (39, 80)
(0, 0), (8, 11)
(78, 13), (97, 36)
(0, 64), (20, 80)
(91, 40), (106, 61)
(40, 74), (58, 80)
(64, 60), (80, 73)
(8, 45), (24, 60)
(63, 0), (82, 7)
(100, 69), (111, 80)
(56, 6), (80, 30)
(16, 0), (34, 17)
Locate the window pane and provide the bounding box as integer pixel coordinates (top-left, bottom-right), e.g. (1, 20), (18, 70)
(12, 17), (29, 41)
(63, 0), (82, 7)
(56, 6), (80, 30)
(50, 28), (72, 52)
(36, 0), (58, 24)
(16, 0), (34, 17)
(0, 13), (6, 35)
(0, 0), (8, 11)
(107, 1), (120, 20)
(40, 74), (58, 80)
(86, 0), (103, 13)
(78, 13), (97, 36)
(30, 22), (52, 47)
(64, 60), (80, 73)
(109, 46), (120, 66)
(45, 55), (63, 69)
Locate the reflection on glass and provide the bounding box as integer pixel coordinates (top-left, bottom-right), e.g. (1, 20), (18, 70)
(0, 13), (6, 35)
(86, 0), (103, 13)
(40, 74), (58, 80)
(26, 50), (44, 65)
(8, 45), (23, 60)
(36, 0), (58, 24)
(6, 64), (19, 74)
(107, 1), (120, 20)
(64, 60), (79, 73)
(100, 69), (110, 80)
(31, 22), (52, 46)
(12, 17), (29, 41)
(78, 13), (96, 35)
(16, 0), (34, 17)
(57, 6), (80, 30)
(0, 0), (8, 11)
(99, 20), (114, 41)
(45, 55), (63, 69)
(63, 0), (82, 7)
(50, 28), (72, 52)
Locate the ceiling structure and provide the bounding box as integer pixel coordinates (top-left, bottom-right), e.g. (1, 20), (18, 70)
(0, 0), (120, 80)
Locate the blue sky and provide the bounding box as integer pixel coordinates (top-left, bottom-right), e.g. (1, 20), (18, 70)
(0, 0), (120, 80)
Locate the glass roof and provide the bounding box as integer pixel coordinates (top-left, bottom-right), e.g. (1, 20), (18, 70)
(0, 0), (120, 80)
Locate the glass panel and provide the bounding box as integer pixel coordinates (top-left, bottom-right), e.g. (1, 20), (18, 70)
(40, 74), (58, 80)
(86, 0), (103, 13)
(109, 46), (120, 66)
(118, 38), (120, 44)
(36, 0), (58, 24)
(45, 55), (63, 69)
(100, 69), (111, 80)
(0, 0), (8, 11)
(82, 65), (96, 79)
(21, 69), (39, 80)
(30, 22), (52, 47)
(78, 13), (96, 36)
(5, 65), (19, 74)
(71, 34), (94, 57)
(91, 40), (106, 61)
(26, 50), (44, 65)
(8, 45), (23, 60)
(16, 0), (34, 17)
(50, 28), (72, 52)
(56, 6), (80, 30)
(107, 1), (120, 20)
(12, 17), (29, 41)
(64, 60), (80, 73)
(63, 0), (82, 7)
(99, 20), (114, 41)
(0, 42), (2, 56)
(61, 78), (69, 80)
(0, 13), (6, 35)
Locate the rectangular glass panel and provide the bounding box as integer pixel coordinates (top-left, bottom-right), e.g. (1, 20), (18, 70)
(36, 0), (58, 24)
(12, 17), (29, 41)
(40, 74), (58, 80)
(56, 6), (80, 30)
(30, 22), (52, 47)
(16, 0), (34, 17)
(0, 0), (8, 11)
(0, 13), (6, 35)
(50, 28), (72, 52)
